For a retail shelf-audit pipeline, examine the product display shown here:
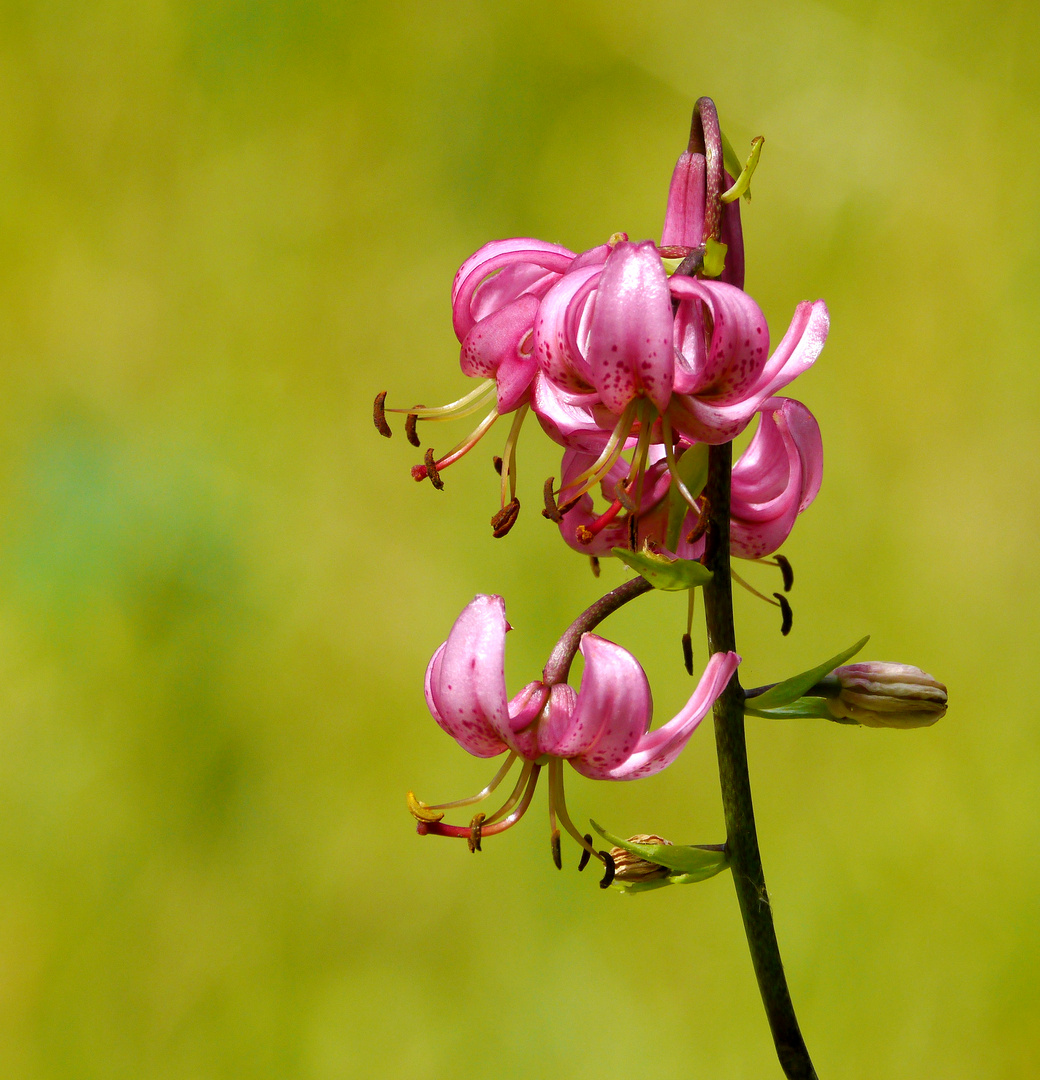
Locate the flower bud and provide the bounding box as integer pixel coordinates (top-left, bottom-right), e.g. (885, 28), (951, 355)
(609, 834), (673, 884)
(826, 663), (947, 728)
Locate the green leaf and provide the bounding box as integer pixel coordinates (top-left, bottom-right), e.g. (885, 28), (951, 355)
(665, 443), (709, 551)
(745, 696), (834, 720)
(744, 636), (869, 712)
(591, 821), (730, 880)
(612, 547), (713, 591)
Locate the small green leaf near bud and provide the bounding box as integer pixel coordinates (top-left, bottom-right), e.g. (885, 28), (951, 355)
(613, 547), (713, 591)
(590, 821), (730, 893)
(744, 636), (869, 714)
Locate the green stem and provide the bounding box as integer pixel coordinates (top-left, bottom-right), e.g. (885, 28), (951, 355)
(702, 441), (819, 1080)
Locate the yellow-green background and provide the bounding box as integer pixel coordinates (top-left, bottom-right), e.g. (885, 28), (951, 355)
(0, 2), (1036, 1077)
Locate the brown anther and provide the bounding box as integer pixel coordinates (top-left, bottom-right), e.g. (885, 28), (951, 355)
(556, 496), (582, 516)
(598, 851), (616, 888)
(468, 812), (486, 853)
(682, 632), (694, 676)
(578, 835), (593, 871)
(405, 409), (423, 447)
(491, 497), (521, 538)
(685, 505), (709, 546)
(424, 449), (445, 490)
(628, 515), (638, 551)
(614, 479), (638, 512)
(576, 524), (594, 546)
(775, 554), (794, 592)
(373, 391), (392, 438)
(773, 593), (793, 636)
(551, 829), (562, 869)
(492, 455), (503, 475)
(589, 556), (601, 578)
(406, 791), (444, 823)
(541, 477), (562, 522)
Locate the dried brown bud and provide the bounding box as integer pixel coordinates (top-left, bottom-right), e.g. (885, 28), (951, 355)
(609, 834), (673, 884)
(827, 663), (947, 728)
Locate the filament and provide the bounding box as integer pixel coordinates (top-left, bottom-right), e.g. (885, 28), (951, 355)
(498, 403), (529, 507)
(430, 409), (500, 472)
(421, 753), (518, 811)
(387, 380), (495, 420)
(730, 567), (781, 606)
(660, 414), (703, 514)
(482, 760), (536, 826)
(548, 759), (602, 864)
(557, 402), (637, 510)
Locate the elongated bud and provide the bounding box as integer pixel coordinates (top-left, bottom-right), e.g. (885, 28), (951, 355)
(827, 663), (947, 728)
(609, 834), (673, 884)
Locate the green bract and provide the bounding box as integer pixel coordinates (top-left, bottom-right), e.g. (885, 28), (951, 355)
(612, 547), (713, 591)
(744, 636), (869, 718)
(592, 821), (730, 894)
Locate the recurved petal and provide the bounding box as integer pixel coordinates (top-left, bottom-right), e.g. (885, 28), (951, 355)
(588, 651), (739, 780)
(562, 634), (653, 772)
(459, 294), (540, 412)
(587, 241), (675, 414)
(452, 239), (576, 341)
(424, 595), (513, 757)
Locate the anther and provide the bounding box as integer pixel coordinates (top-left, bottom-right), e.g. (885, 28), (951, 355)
(551, 829), (562, 869)
(578, 836), (593, 871)
(614, 479), (638, 513)
(468, 812), (486, 853)
(373, 391), (392, 438)
(491, 497), (521, 538)
(775, 554), (794, 592)
(773, 593), (793, 636)
(541, 476), (563, 522)
(493, 455), (503, 475)
(628, 515), (638, 551)
(598, 851), (616, 889)
(682, 633), (694, 676)
(685, 506), (709, 546)
(589, 557), (600, 578)
(406, 791), (445, 823)
(424, 449), (445, 491)
(405, 409), (423, 447)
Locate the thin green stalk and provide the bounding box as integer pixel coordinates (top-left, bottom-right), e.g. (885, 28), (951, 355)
(702, 441), (819, 1080)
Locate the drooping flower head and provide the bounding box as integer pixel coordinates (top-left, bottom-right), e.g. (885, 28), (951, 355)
(409, 594), (739, 882)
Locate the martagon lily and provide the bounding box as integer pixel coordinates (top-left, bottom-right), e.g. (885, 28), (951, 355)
(409, 594), (739, 883)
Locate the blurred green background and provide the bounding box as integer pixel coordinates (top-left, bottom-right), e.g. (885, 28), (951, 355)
(0, 1), (1037, 1077)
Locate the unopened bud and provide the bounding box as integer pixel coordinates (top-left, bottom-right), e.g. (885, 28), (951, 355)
(827, 663), (947, 728)
(609, 834), (673, 884)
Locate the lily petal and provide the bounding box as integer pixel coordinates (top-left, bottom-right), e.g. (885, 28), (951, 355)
(583, 651), (739, 779)
(587, 241), (675, 414)
(560, 634), (653, 768)
(424, 594), (513, 757)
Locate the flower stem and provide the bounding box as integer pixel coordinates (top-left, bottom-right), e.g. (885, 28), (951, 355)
(702, 441), (819, 1080)
(542, 575), (652, 686)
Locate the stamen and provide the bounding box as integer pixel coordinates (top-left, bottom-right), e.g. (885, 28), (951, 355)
(542, 476), (562, 522)
(413, 410), (501, 486)
(589, 557), (600, 578)
(405, 409), (423, 447)
(578, 836), (593, 871)
(731, 568), (782, 607)
(498, 404), (529, 508)
(406, 791), (445, 823)
(660, 415), (705, 514)
(386, 380), (494, 420)
(775, 554), (794, 592)
(548, 760), (604, 870)
(551, 830), (562, 870)
(599, 851), (616, 888)
(773, 592), (793, 636)
(682, 633), (694, 676)
(468, 813), (486, 853)
(416, 752), (518, 812)
(557, 401), (637, 509)
(614, 478), (638, 513)
(493, 456), (503, 475)
(685, 505), (709, 546)
(418, 763), (541, 841)
(373, 391), (392, 438)
(424, 449), (445, 490)
(482, 761), (536, 827)
(490, 497), (521, 538)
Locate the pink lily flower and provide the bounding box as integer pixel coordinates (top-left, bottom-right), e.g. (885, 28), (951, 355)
(556, 397), (822, 564)
(410, 594), (739, 874)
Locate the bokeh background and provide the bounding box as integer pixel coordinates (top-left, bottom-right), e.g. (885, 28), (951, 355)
(0, 2), (1037, 1077)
